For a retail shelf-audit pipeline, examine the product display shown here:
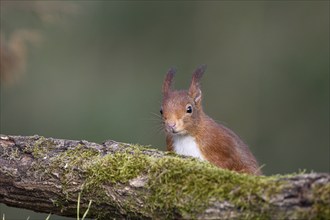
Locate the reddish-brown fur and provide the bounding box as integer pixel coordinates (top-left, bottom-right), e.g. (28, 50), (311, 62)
(161, 65), (262, 175)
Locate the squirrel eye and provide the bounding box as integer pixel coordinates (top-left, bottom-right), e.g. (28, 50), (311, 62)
(186, 105), (193, 114)
(160, 109), (163, 115)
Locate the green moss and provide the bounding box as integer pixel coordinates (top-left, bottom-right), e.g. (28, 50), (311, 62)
(145, 156), (281, 218)
(47, 143), (312, 219)
(24, 136), (56, 158)
(85, 148), (151, 188)
(56, 145), (99, 168)
(35, 137), (54, 153)
(81, 146), (154, 218)
(48, 144), (100, 190)
(311, 181), (330, 219)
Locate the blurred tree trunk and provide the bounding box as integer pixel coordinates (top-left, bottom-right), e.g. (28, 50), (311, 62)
(0, 135), (329, 219)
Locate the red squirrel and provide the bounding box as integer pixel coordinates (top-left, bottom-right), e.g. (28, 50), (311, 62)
(160, 65), (261, 175)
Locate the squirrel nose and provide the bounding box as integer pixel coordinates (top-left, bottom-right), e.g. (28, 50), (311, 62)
(166, 122), (177, 132)
(168, 122), (176, 129)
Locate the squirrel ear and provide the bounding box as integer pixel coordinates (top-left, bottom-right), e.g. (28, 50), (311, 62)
(192, 88), (202, 105)
(189, 64), (206, 105)
(162, 67), (176, 95)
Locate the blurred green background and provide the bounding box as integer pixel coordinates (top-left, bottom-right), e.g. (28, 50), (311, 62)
(1, 1), (329, 219)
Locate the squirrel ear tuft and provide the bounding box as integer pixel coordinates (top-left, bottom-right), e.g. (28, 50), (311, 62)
(163, 67), (176, 95)
(189, 65), (206, 104)
(162, 67), (176, 95)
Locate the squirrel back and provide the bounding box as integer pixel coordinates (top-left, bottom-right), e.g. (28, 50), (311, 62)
(160, 65), (261, 175)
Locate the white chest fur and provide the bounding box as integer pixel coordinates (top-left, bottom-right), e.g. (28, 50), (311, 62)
(172, 135), (204, 160)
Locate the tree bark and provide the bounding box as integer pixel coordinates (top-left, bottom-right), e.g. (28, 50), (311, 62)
(0, 134), (329, 219)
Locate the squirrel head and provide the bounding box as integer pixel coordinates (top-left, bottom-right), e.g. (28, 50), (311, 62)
(161, 65), (207, 135)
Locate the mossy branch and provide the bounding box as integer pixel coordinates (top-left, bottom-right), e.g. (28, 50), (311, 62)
(0, 135), (329, 219)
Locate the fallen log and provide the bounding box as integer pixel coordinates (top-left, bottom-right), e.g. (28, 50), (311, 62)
(0, 134), (329, 219)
